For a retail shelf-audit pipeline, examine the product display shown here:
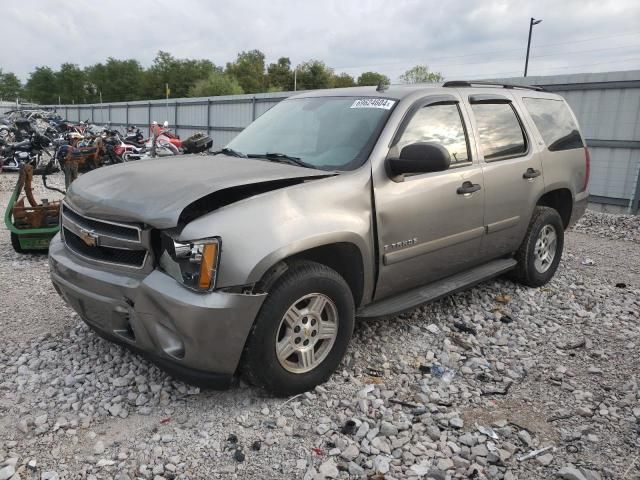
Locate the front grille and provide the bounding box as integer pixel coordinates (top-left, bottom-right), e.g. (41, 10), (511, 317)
(61, 203), (147, 269)
(63, 227), (147, 268)
(62, 204), (139, 241)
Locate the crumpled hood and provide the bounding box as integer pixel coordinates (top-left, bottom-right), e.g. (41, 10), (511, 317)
(65, 154), (330, 228)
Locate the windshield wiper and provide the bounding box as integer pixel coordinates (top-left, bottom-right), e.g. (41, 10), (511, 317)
(213, 147), (247, 158)
(247, 152), (315, 169)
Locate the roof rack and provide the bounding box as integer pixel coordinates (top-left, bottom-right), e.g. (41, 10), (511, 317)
(442, 80), (545, 92)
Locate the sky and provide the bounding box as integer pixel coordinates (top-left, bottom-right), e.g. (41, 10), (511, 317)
(1, 0), (639, 82)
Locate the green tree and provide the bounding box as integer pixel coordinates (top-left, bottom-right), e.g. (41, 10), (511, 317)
(225, 50), (266, 94)
(189, 71), (244, 97)
(144, 51), (216, 99)
(86, 58), (145, 102)
(24, 66), (58, 104)
(399, 65), (443, 84)
(295, 60), (334, 90)
(0, 71), (22, 100)
(331, 73), (356, 88)
(267, 57), (293, 91)
(357, 71), (390, 86)
(56, 63), (87, 104)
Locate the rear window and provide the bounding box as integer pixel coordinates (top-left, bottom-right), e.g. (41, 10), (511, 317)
(470, 103), (527, 160)
(523, 97), (583, 151)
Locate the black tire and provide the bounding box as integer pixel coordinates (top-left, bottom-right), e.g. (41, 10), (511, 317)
(512, 206), (564, 287)
(10, 232), (25, 253)
(242, 261), (355, 396)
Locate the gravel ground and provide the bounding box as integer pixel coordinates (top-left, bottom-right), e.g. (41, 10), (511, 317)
(0, 172), (639, 480)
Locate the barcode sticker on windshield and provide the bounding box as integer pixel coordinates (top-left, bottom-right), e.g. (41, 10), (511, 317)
(350, 98), (395, 110)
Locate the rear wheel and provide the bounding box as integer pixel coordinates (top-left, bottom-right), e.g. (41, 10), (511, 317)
(242, 261), (354, 396)
(10, 232), (25, 253)
(512, 206), (564, 287)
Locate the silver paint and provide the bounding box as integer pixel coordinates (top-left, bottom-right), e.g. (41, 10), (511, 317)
(49, 83), (589, 379)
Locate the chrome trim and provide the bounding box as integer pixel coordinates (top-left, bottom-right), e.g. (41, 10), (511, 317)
(62, 228), (149, 270)
(62, 202), (142, 242)
(62, 215), (143, 250)
(61, 202), (148, 270)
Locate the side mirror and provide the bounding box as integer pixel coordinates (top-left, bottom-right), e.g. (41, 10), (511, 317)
(387, 142), (451, 177)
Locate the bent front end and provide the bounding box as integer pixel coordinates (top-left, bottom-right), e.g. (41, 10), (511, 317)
(49, 226), (266, 387)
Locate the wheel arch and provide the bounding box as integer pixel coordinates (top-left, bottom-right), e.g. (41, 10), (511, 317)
(536, 188), (573, 229)
(252, 241), (366, 308)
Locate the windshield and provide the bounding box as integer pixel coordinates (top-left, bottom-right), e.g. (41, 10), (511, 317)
(226, 96), (396, 171)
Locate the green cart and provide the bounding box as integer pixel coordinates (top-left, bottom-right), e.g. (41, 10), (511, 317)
(4, 164), (61, 253)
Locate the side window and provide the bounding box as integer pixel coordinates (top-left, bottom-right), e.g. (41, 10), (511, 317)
(470, 103), (527, 160)
(397, 103), (469, 165)
(523, 97), (583, 151)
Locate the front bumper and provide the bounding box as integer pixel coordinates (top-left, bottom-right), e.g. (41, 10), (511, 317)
(48, 234), (266, 387)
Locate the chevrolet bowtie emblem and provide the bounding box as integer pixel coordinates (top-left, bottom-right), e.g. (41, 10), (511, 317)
(79, 228), (99, 247)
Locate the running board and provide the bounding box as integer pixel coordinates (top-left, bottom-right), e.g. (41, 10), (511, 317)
(358, 258), (517, 318)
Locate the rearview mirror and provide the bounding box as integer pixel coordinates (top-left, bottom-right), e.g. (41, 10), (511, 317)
(387, 142), (451, 177)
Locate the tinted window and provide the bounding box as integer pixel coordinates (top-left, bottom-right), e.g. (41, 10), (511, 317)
(397, 103), (469, 165)
(523, 97), (583, 151)
(470, 103), (527, 160)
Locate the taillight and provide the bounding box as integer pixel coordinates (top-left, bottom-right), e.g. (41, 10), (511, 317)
(583, 147), (590, 192)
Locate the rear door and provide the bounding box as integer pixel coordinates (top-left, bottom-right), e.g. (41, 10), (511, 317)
(464, 92), (545, 258)
(373, 94), (486, 300)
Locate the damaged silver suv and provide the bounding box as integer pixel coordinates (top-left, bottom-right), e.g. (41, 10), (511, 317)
(49, 81), (589, 395)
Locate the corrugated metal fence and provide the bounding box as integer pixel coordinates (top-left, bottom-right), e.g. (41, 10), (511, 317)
(48, 92), (289, 153)
(16, 69), (640, 213)
(494, 70), (640, 214)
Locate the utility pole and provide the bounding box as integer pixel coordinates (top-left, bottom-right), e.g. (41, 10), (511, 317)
(294, 69), (297, 91)
(524, 17), (542, 77)
(165, 83), (170, 124)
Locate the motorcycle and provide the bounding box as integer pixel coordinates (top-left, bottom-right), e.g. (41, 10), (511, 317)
(1, 131), (53, 172)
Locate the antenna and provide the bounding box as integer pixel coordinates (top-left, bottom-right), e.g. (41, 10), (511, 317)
(376, 80), (389, 92)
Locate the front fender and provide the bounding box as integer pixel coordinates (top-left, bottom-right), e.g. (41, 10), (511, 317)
(178, 167), (375, 299)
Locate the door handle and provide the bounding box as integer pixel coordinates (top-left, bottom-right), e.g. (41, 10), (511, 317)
(457, 181), (481, 195)
(523, 168), (541, 179)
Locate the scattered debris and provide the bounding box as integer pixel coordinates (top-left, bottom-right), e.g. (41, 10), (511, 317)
(481, 381), (514, 396)
(388, 398), (423, 409)
(477, 425), (499, 440)
(453, 321), (477, 335)
(517, 445), (554, 461)
(430, 364), (456, 382)
(499, 314), (515, 324)
(340, 420), (357, 435)
(366, 367), (384, 377)
(495, 294), (512, 304)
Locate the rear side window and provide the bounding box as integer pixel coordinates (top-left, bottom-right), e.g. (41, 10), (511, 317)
(470, 103), (527, 160)
(523, 97), (583, 151)
(397, 103), (469, 165)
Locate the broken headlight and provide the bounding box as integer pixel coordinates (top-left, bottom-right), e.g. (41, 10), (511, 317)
(159, 234), (220, 292)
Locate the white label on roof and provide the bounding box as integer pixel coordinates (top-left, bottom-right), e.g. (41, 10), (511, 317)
(350, 98), (395, 110)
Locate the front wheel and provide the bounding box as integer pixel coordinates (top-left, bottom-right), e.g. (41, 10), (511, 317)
(512, 206), (564, 287)
(242, 261), (355, 396)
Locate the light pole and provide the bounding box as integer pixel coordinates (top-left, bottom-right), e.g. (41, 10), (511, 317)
(524, 17), (542, 77)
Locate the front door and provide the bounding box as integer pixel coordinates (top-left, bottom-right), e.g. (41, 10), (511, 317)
(373, 96), (485, 301)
